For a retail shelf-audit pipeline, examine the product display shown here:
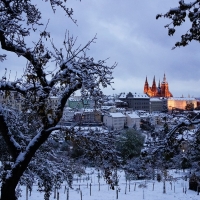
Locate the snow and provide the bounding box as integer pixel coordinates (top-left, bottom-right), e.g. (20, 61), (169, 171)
(18, 169), (199, 200)
(126, 112), (140, 119)
(168, 97), (196, 101)
(109, 113), (125, 118)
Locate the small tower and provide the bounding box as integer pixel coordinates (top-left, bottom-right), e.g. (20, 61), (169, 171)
(161, 73), (173, 97)
(144, 76), (149, 94)
(151, 76), (157, 96)
(158, 79), (161, 88)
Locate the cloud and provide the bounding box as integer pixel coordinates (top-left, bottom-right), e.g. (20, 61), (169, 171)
(2, 0), (200, 97)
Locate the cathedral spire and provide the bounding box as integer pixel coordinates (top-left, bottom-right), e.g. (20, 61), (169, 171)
(145, 76), (148, 84)
(152, 76), (157, 94)
(163, 73), (166, 82)
(152, 76), (156, 87)
(144, 76), (149, 94)
(158, 79), (161, 88)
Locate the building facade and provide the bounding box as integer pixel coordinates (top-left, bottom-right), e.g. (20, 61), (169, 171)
(167, 97), (197, 111)
(119, 92), (150, 112)
(150, 98), (168, 113)
(103, 113), (126, 130)
(126, 112), (140, 129)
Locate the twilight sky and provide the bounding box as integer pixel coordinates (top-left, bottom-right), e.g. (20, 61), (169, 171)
(1, 0), (200, 97)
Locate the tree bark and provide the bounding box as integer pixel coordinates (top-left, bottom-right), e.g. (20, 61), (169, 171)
(1, 176), (19, 200)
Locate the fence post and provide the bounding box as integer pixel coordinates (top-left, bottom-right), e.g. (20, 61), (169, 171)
(64, 186), (66, 194)
(57, 192), (59, 200)
(54, 187), (56, 199)
(90, 183), (92, 196)
(80, 190), (82, 200)
(66, 188), (69, 200)
(26, 185), (28, 200)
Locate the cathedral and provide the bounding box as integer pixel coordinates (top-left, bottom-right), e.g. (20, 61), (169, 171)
(144, 74), (173, 98)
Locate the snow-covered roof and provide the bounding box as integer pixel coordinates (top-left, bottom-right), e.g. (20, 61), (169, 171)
(168, 97), (196, 101)
(150, 98), (162, 102)
(126, 112), (140, 118)
(116, 108), (126, 111)
(115, 99), (123, 103)
(131, 93), (149, 99)
(119, 93), (149, 99)
(68, 98), (82, 101)
(101, 106), (116, 110)
(118, 93), (126, 99)
(109, 112), (125, 118)
(83, 109), (100, 113)
(50, 96), (59, 99)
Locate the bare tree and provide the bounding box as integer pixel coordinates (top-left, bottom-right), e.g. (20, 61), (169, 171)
(156, 0), (200, 49)
(0, 1), (117, 199)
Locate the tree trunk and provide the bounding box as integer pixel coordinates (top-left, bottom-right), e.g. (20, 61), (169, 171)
(1, 178), (18, 200)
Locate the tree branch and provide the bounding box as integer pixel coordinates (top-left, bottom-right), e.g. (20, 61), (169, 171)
(0, 114), (21, 160)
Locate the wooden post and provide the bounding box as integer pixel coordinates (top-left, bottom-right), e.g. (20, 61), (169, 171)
(64, 186), (66, 194)
(99, 182), (100, 191)
(66, 188), (69, 200)
(116, 188), (118, 199)
(90, 183), (92, 196)
(26, 186), (28, 200)
(134, 183), (136, 191)
(80, 190), (82, 200)
(129, 180), (130, 192)
(57, 192), (59, 200)
(153, 183), (154, 191)
(163, 180), (166, 194)
(54, 188), (56, 199)
(29, 187), (32, 196)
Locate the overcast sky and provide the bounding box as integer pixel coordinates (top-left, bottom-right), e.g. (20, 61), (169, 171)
(1, 0), (200, 97)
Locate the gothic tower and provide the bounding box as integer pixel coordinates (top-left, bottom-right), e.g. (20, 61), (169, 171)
(151, 76), (157, 96)
(144, 76), (149, 94)
(160, 73), (173, 98)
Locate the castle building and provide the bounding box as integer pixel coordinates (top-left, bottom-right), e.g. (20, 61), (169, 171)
(144, 74), (173, 98)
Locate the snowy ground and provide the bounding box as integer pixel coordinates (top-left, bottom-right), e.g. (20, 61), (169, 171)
(19, 169), (199, 200)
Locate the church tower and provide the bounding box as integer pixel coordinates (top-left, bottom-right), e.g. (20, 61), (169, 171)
(144, 76), (149, 94)
(160, 73), (173, 97)
(151, 76), (157, 96)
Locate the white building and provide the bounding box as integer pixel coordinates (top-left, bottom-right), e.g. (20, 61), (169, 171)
(126, 112), (140, 129)
(103, 112), (126, 130)
(167, 97), (197, 111)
